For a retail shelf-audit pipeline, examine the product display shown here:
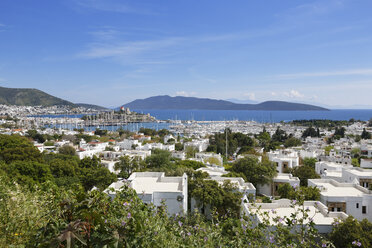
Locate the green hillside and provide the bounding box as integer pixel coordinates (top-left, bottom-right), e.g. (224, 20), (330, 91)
(0, 86), (74, 106)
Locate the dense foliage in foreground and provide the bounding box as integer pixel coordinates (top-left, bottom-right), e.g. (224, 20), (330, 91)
(0, 133), (371, 247)
(1, 174), (333, 248)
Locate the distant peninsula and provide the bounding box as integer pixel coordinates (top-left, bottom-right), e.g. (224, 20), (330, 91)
(0, 86), (107, 110)
(124, 95), (329, 111)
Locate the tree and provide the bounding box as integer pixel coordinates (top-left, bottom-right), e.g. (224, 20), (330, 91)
(291, 165), (320, 187)
(79, 166), (116, 191)
(284, 137), (302, 148)
(26, 130), (46, 143)
(189, 173), (242, 218)
(272, 127), (288, 143)
(277, 183), (320, 201)
(94, 128), (108, 136)
(175, 143), (183, 151)
(49, 158), (77, 178)
(277, 183), (295, 199)
(256, 130), (271, 152)
(145, 149), (171, 168)
(207, 130), (254, 156)
(0, 160), (53, 186)
(185, 146), (197, 158)
(330, 216), (372, 248)
(114, 156), (140, 178)
(302, 127), (319, 138)
(361, 128), (371, 139)
(298, 186), (320, 201)
(0, 134), (43, 163)
(334, 127), (346, 138)
(302, 157), (317, 168)
(59, 145), (76, 156)
(227, 157), (276, 187)
(175, 160), (204, 170)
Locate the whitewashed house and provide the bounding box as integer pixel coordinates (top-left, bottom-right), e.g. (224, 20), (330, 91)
(117, 139), (139, 150)
(268, 149), (299, 173)
(243, 199), (348, 234)
(184, 139), (209, 152)
(194, 152), (223, 166)
(308, 179), (372, 221)
(210, 176), (256, 198)
(361, 158), (372, 169)
(257, 173), (300, 197)
(341, 167), (372, 189)
(105, 172), (188, 216)
(315, 161), (353, 175)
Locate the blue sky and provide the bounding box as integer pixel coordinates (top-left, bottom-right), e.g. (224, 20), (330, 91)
(1, 0), (372, 108)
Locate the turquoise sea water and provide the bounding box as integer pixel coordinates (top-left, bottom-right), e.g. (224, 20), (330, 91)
(39, 109), (372, 132)
(133, 109), (372, 122)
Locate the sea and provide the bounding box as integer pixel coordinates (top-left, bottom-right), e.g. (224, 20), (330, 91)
(133, 109), (372, 122)
(37, 109), (372, 132)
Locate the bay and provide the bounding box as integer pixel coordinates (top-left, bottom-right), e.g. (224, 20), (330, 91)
(133, 109), (372, 122)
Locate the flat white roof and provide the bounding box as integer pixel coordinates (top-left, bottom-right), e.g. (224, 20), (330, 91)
(347, 168), (372, 177)
(312, 181), (365, 197)
(323, 171), (342, 178)
(211, 177), (256, 190)
(275, 173), (300, 182)
(197, 166), (227, 177)
(105, 172), (185, 195)
(131, 176), (181, 193)
(248, 200), (347, 226)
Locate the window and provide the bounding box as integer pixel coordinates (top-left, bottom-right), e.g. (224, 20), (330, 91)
(362, 206), (367, 214)
(356, 203), (359, 209)
(337, 207), (341, 212)
(331, 207), (335, 212)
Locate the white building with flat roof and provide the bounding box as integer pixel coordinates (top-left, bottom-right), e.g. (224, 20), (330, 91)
(315, 161), (353, 175)
(210, 176), (256, 198)
(308, 179), (372, 221)
(171, 151), (186, 160)
(258, 173), (300, 197)
(196, 165), (228, 177)
(105, 172), (188, 216)
(243, 199), (348, 234)
(122, 150), (151, 160)
(184, 139), (209, 152)
(268, 149), (299, 173)
(361, 158), (372, 169)
(101, 160), (117, 174)
(361, 144), (372, 158)
(341, 167), (372, 189)
(195, 152), (223, 166)
(117, 139), (139, 150)
(321, 170), (342, 182)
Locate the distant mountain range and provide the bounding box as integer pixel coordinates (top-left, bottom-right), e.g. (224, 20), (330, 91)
(0, 86), (107, 110)
(0, 86), (329, 111)
(124, 95), (329, 111)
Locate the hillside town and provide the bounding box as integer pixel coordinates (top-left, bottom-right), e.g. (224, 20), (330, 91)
(2, 109), (372, 236)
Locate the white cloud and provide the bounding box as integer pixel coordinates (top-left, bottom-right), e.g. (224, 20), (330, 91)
(75, 0), (155, 14)
(89, 27), (120, 41)
(175, 91), (196, 97)
(0, 23), (6, 32)
(270, 90), (304, 99)
(288, 90), (304, 98)
(243, 92), (256, 100)
(78, 37), (184, 60)
(273, 68), (372, 80)
(78, 23), (297, 64)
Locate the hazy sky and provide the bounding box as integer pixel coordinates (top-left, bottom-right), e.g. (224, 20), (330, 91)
(1, 0), (372, 107)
